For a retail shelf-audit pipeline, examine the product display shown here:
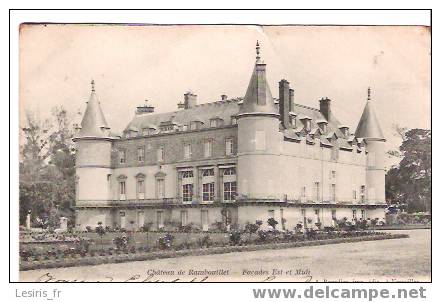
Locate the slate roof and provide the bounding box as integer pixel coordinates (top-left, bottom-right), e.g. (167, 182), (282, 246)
(238, 63), (279, 116)
(77, 84), (112, 138)
(354, 100), (385, 140)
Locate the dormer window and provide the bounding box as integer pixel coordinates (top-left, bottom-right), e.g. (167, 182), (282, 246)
(317, 119), (328, 133)
(142, 126), (157, 136)
(159, 122), (176, 133)
(305, 120), (311, 132)
(339, 126), (349, 137)
(190, 120), (203, 130)
(231, 116), (238, 125)
(289, 112), (297, 128)
(299, 115), (312, 132)
(210, 117), (224, 128)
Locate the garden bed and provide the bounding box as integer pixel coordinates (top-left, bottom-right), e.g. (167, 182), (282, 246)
(19, 233), (409, 271)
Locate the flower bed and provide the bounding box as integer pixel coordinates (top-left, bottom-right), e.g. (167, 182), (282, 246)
(19, 232), (409, 271)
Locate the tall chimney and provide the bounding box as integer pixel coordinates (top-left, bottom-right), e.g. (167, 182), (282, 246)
(184, 92), (197, 109)
(278, 79), (290, 129)
(136, 100), (155, 115)
(289, 88), (294, 112)
(319, 97), (331, 121)
(221, 94), (228, 101)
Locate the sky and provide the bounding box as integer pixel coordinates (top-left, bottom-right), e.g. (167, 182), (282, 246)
(19, 24), (431, 165)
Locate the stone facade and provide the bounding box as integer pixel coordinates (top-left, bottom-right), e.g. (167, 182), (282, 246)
(73, 43), (387, 231)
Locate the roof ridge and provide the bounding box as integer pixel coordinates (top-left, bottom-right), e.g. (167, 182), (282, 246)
(293, 103), (320, 112)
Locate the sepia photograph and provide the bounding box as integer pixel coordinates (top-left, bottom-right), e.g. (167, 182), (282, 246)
(16, 22), (431, 283)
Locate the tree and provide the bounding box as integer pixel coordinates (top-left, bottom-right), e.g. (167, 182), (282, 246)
(19, 106), (77, 227)
(386, 128), (431, 213)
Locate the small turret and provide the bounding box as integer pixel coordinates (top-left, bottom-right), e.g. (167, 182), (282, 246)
(355, 87), (386, 204)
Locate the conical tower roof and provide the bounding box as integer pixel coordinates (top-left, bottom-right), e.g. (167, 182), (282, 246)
(238, 41), (279, 117)
(78, 80), (110, 138)
(354, 88), (385, 141)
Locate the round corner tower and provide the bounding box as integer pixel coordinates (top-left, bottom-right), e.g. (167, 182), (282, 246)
(73, 80), (115, 227)
(236, 41), (282, 200)
(355, 88), (386, 204)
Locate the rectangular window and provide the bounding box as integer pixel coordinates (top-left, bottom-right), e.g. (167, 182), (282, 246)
(182, 184), (193, 202)
(301, 209), (306, 217)
(255, 131), (266, 151)
(210, 119), (217, 127)
(352, 209), (357, 220)
(313, 182), (320, 202)
(360, 185), (366, 203)
(225, 138), (233, 156)
(180, 210), (188, 226)
(184, 144), (191, 159)
(157, 211), (164, 229)
(361, 209), (366, 220)
(202, 182), (215, 202)
(157, 146), (164, 162)
(353, 189), (357, 200)
(223, 181), (236, 201)
(137, 147), (145, 162)
(330, 184), (336, 202)
(119, 181), (126, 200)
(119, 150), (126, 164)
(137, 179), (145, 194)
(157, 179), (165, 198)
(204, 139), (213, 158)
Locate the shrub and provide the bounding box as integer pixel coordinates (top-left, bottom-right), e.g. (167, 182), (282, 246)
(199, 234), (212, 248)
(113, 235), (129, 251)
(158, 234), (174, 250)
(244, 222), (261, 240)
(282, 230), (295, 241)
(295, 223), (303, 234)
(229, 230), (242, 245)
(267, 218), (279, 230)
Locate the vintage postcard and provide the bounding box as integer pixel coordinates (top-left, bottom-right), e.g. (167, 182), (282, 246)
(17, 23), (431, 283)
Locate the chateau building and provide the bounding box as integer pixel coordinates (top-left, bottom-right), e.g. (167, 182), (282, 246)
(73, 42), (387, 231)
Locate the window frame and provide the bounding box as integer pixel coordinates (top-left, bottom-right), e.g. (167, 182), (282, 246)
(204, 139), (213, 158)
(202, 182), (215, 202)
(223, 181), (236, 202)
(137, 146), (145, 162)
(225, 138), (234, 156)
(182, 183), (194, 203)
